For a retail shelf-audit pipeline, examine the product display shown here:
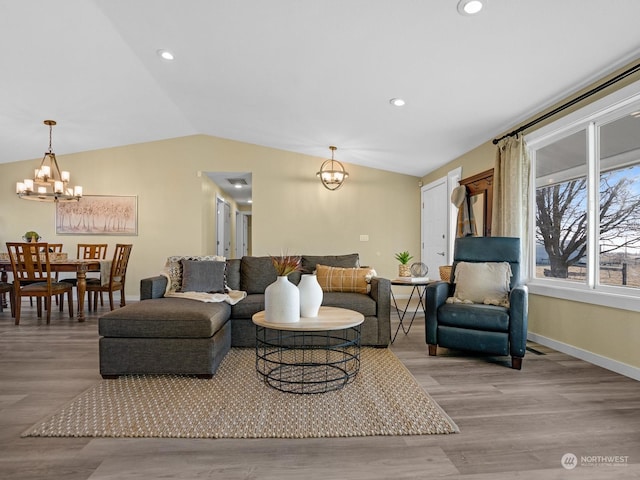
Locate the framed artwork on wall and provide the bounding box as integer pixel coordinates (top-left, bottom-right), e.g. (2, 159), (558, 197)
(55, 195), (138, 235)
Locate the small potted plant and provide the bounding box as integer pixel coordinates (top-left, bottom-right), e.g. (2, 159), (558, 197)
(394, 251), (413, 277)
(23, 231), (41, 242)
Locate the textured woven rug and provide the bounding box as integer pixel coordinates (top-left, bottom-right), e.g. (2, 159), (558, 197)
(22, 348), (458, 438)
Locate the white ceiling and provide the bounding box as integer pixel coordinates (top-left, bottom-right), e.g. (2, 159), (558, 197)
(2, 0), (640, 177)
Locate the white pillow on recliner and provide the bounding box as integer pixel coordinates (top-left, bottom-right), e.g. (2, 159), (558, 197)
(451, 261), (512, 307)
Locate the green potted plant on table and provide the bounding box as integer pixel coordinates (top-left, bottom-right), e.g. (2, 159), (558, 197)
(23, 231), (41, 242)
(394, 251), (413, 277)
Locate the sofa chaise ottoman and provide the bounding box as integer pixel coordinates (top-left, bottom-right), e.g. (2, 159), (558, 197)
(99, 298), (231, 378)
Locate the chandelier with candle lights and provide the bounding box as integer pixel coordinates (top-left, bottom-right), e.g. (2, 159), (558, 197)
(16, 120), (83, 202)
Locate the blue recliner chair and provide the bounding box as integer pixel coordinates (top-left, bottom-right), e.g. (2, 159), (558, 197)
(425, 237), (528, 369)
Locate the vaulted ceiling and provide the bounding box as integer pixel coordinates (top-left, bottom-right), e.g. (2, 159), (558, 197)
(2, 0), (640, 177)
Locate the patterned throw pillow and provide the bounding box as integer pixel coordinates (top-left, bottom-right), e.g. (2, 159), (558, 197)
(315, 264), (376, 294)
(164, 255), (226, 293)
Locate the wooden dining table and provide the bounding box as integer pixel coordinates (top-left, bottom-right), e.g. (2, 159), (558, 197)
(0, 259), (101, 322)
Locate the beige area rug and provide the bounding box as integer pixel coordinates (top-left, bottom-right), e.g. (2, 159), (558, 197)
(22, 348), (458, 438)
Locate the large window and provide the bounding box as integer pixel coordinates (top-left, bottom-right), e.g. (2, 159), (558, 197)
(598, 116), (640, 289)
(527, 81), (640, 307)
(535, 130), (588, 285)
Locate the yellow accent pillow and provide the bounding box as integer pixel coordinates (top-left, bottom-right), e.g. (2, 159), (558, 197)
(315, 264), (375, 294)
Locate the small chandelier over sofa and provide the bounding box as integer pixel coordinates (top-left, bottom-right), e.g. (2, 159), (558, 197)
(16, 120), (83, 202)
(317, 145), (349, 191)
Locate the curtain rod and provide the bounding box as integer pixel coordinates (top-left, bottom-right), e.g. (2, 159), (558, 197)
(492, 60), (640, 145)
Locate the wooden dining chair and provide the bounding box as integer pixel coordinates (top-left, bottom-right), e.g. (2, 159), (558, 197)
(21, 242), (65, 307)
(0, 281), (15, 317)
(80, 243), (109, 308)
(48, 243), (64, 305)
(6, 242), (74, 325)
(61, 243), (109, 308)
(86, 244), (132, 311)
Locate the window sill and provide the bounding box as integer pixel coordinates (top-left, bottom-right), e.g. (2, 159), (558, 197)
(527, 280), (640, 313)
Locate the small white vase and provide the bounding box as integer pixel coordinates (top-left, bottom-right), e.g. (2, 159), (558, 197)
(264, 276), (300, 323)
(298, 274), (323, 318)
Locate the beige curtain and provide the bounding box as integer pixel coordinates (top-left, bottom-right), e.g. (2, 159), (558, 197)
(492, 135), (531, 275)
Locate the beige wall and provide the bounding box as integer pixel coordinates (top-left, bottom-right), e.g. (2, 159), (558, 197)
(1, 135), (420, 299)
(421, 61), (640, 371)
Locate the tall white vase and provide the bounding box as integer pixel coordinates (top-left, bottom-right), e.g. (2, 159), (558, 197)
(298, 274), (323, 318)
(264, 276), (300, 323)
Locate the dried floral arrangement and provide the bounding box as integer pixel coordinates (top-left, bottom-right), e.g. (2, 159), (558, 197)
(270, 252), (302, 276)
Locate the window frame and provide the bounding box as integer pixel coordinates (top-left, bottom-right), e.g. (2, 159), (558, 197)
(525, 79), (640, 312)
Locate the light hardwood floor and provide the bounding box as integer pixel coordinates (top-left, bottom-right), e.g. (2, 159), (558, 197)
(1, 298), (639, 479)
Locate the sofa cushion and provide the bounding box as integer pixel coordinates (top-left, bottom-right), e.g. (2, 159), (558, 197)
(180, 260), (226, 293)
(230, 293), (265, 319)
(437, 303), (510, 332)
(99, 298), (231, 338)
(322, 292), (377, 317)
(226, 258), (241, 291)
(240, 256), (301, 293)
(240, 256), (277, 294)
(301, 253), (359, 274)
(316, 265), (375, 294)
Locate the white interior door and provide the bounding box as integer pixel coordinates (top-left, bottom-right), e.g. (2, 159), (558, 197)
(223, 202), (231, 258)
(216, 196), (226, 257)
(235, 212), (243, 258)
(421, 178), (449, 278)
(235, 211), (250, 258)
(242, 214), (249, 256)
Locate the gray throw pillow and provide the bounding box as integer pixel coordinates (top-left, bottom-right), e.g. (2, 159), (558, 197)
(180, 260), (226, 293)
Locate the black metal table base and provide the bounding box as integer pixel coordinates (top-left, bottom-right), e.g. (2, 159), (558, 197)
(255, 325), (361, 394)
(390, 283), (428, 343)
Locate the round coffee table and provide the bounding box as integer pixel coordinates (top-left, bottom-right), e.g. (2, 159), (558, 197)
(252, 306), (364, 394)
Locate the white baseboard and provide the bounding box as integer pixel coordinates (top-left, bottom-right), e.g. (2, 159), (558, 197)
(527, 332), (640, 382)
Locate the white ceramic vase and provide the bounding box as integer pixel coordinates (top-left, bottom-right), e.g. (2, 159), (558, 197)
(298, 274), (323, 317)
(264, 276), (300, 323)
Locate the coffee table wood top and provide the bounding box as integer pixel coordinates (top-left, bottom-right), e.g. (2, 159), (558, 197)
(252, 306), (364, 331)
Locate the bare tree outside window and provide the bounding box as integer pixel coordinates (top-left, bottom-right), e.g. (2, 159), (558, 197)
(536, 166), (640, 287)
(536, 177), (586, 279)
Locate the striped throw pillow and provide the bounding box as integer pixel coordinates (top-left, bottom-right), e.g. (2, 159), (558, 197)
(315, 264), (376, 294)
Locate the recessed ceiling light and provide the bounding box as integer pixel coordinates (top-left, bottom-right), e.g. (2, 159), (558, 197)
(389, 98), (406, 107)
(157, 49), (175, 61)
(457, 0), (484, 15)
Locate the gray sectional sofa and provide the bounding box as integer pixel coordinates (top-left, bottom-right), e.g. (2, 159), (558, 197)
(98, 254), (391, 378)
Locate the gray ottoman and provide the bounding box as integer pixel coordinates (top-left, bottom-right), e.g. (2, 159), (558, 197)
(98, 298), (231, 378)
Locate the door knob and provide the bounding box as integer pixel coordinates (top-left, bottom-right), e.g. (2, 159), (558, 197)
(437, 252), (445, 256)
